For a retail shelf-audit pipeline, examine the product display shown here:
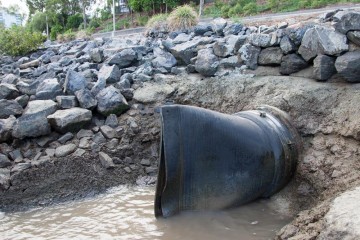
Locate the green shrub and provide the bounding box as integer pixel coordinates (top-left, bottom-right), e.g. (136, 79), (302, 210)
(0, 26), (46, 56)
(136, 14), (149, 26)
(89, 18), (101, 28)
(116, 17), (131, 29)
(220, 5), (231, 18)
(99, 8), (112, 21)
(242, 2), (258, 15)
(146, 14), (169, 30)
(168, 5), (198, 31)
(66, 13), (83, 30)
(50, 24), (63, 41)
(63, 29), (76, 42)
(28, 12), (48, 33)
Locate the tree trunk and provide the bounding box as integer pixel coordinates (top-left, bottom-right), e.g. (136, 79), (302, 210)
(82, 1), (87, 29)
(199, 0), (204, 17)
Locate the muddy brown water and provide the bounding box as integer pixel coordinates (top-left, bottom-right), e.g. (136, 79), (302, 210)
(0, 186), (292, 240)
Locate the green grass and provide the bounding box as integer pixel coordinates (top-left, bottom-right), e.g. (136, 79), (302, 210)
(203, 0), (360, 19)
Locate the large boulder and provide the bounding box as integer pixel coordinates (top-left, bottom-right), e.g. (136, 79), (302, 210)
(195, 48), (219, 77)
(64, 70), (87, 94)
(248, 33), (279, 48)
(75, 89), (97, 109)
(280, 36), (297, 54)
(317, 187), (360, 240)
(213, 40), (232, 58)
(12, 100), (57, 139)
(280, 54), (308, 75)
(258, 47), (283, 66)
(211, 18), (227, 36)
(194, 24), (213, 36)
(347, 31), (360, 46)
(313, 55), (337, 81)
(152, 48), (177, 71)
(298, 26), (349, 61)
(334, 11), (360, 34)
(35, 78), (62, 100)
(108, 48), (137, 68)
(0, 116), (16, 142)
(47, 108), (92, 133)
(98, 65), (121, 84)
(170, 37), (214, 64)
(239, 43), (261, 70)
(0, 100), (23, 118)
(0, 83), (19, 100)
(96, 86), (129, 116)
(89, 48), (104, 63)
(335, 51), (360, 82)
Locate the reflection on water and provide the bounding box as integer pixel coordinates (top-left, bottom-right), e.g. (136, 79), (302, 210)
(0, 186), (292, 240)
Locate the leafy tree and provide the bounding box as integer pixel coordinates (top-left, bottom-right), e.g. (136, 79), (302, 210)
(25, 0), (46, 17)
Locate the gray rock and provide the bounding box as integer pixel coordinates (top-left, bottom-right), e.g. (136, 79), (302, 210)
(347, 31), (360, 46)
(64, 70), (87, 94)
(0, 116), (16, 142)
(280, 54), (308, 75)
(59, 56), (72, 66)
(145, 167), (157, 174)
(0, 83), (19, 100)
(99, 152), (115, 169)
(96, 86), (129, 116)
(11, 162), (31, 173)
(140, 159), (151, 166)
(152, 48), (177, 71)
(35, 78), (62, 100)
(0, 99), (23, 118)
(56, 95), (78, 109)
(211, 18), (227, 36)
(258, 47), (283, 66)
(98, 65), (121, 84)
(79, 137), (91, 148)
(173, 33), (192, 44)
(2, 74), (18, 84)
(219, 56), (242, 68)
(298, 26), (349, 61)
(227, 35), (247, 54)
(0, 154), (11, 168)
(105, 114), (119, 128)
(194, 24), (212, 36)
(280, 36), (297, 54)
(334, 11), (360, 34)
(55, 144), (77, 157)
(170, 38), (203, 64)
(15, 95), (29, 108)
(74, 89), (97, 109)
(47, 108), (92, 133)
(100, 125), (115, 139)
(77, 129), (93, 138)
(248, 33), (278, 48)
(45, 148), (55, 157)
(12, 100), (57, 139)
(239, 43), (261, 70)
(318, 186), (360, 240)
(213, 40), (232, 57)
(58, 132), (74, 144)
(73, 148), (86, 157)
(195, 48), (219, 77)
(313, 55), (337, 81)
(108, 48), (137, 68)
(0, 168), (10, 190)
(16, 81), (38, 95)
(224, 23), (243, 35)
(91, 78), (106, 96)
(335, 51), (360, 82)
(89, 48), (104, 63)
(93, 131), (106, 144)
(133, 83), (174, 103)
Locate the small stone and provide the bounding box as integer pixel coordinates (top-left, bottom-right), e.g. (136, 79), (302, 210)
(93, 132), (106, 144)
(98, 65), (121, 84)
(105, 138), (119, 149)
(58, 132), (74, 144)
(100, 125), (115, 139)
(0, 168), (10, 190)
(0, 154), (11, 168)
(99, 152), (115, 169)
(140, 159), (151, 166)
(79, 137), (91, 149)
(74, 89), (97, 109)
(55, 144), (77, 157)
(45, 148), (55, 157)
(125, 156), (134, 164)
(9, 149), (22, 161)
(280, 54), (308, 75)
(124, 167), (132, 173)
(73, 148), (86, 157)
(105, 114), (119, 128)
(313, 55), (336, 81)
(11, 162), (31, 173)
(56, 96), (78, 109)
(47, 108), (92, 133)
(77, 129), (93, 139)
(145, 167), (157, 174)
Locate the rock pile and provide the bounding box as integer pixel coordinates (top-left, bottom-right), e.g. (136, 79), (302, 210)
(0, 8), (360, 211)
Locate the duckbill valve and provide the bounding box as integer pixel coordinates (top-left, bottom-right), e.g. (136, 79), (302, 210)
(155, 105), (302, 218)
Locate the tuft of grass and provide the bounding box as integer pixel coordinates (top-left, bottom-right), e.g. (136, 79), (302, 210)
(146, 14), (169, 30)
(167, 5), (198, 31)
